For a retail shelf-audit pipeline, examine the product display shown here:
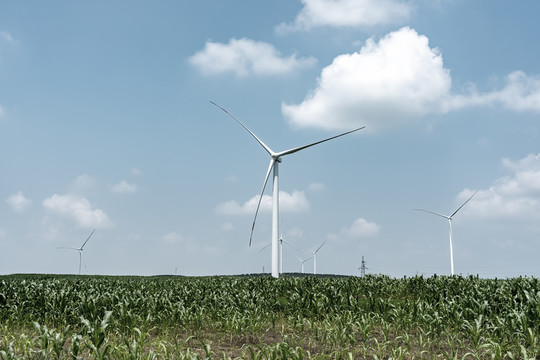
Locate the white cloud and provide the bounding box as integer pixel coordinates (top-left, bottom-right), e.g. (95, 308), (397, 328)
(502, 153), (540, 173)
(459, 153), (540, 220)
(277, 0), (412, 32)
(493, 72), (540, 112)
(283, 27), (540, 133)
(342, 218), (380, 238)
(216, 190), (310, 215)
(449, 71), (540, 112)
(111, 180), (137, 194)
(43, 194), (112, 229)
(6, 191), (32, 212)
(282, 27), (451, 132)
(189, 38), (316, 77)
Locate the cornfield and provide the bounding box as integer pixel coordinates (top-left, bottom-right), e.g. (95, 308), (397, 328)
(1, 274), (540, 359)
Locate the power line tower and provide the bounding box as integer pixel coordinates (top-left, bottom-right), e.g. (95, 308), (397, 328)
(359, 256), (368, 277)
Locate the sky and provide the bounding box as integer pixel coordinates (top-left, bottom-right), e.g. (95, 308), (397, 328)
(1, 0), (539, 278)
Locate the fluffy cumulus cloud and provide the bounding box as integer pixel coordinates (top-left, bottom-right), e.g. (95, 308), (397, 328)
(342, 218), (380, 238)
(189, 38), (316, 77)
(6, 191), (32, 212)
(282, 27), (452, 132)
(216, 190), (310, 215)
(283, 27), (540, 133)
(43, 194), (112, 228)
(459, 153), (540, 219)
(277, 0), (412, 32)
(111, 180), (137, 194)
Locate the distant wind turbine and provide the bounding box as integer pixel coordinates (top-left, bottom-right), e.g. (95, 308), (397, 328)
(310, 240), (327, 275)
(211, 101), (364, 278)
(259, 233), (301, 275)
(57, 229), (95, 275)
(414, 191), (477, 276)
(295, 255), (312, 274)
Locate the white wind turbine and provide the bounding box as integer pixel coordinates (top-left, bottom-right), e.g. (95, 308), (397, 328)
(281, 236), (304, 274)
(57, 229), (96, 275)
(259, 233), (301, 275)
(295, 255), (312, 274)
(414, 191), (477, 276)
(310, 240), (327, 275)
(211, 101), (364, 278)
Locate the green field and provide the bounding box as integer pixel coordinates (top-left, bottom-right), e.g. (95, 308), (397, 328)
(1, 274), (540, 359)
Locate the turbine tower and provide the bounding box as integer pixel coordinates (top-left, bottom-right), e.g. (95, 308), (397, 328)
(57, 229), (96, 275)
(212, 101), (364, 278)
(311, 240), (327, 275)
(414, 191), (477, 276)
(279, 232), (284, 274)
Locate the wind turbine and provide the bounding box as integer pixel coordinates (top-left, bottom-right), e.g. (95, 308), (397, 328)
(259, 233), (301, 275)
(211, 101), (364, 278)
(414, 191), (477, 276)
(295, 255), (312, 274)
(310, 240), (327, 275)
(57, 229), (95, 275)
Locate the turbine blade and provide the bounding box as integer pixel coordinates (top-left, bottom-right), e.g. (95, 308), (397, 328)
(57, 247), (80, 250)
(282, 239), (302, 253)
(210, 101), (275, 156)
(413, 208), (450, 219)
(275, 126), (365, 158)
(249, 158), (276, 246)
(450, 191), (478, 218)
(314, 240), (327, 253)
(81, 229), (95, 249)
(258, 243), (272, 253)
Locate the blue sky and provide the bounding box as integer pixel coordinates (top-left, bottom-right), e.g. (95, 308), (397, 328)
(1, 0), (539, 277)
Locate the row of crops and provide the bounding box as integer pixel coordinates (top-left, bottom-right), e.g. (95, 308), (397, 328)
(1, 274), (540, 359)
